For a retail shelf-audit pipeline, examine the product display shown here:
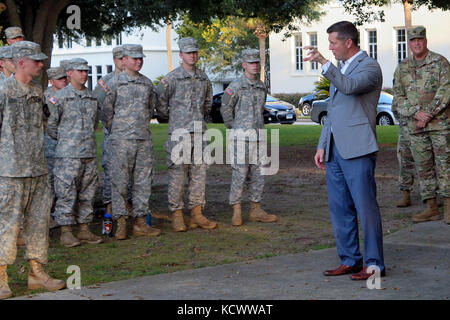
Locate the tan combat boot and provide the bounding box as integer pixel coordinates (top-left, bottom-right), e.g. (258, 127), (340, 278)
(412, 198), (440, 222)
(231, 203), (242, 226)
(249, 202), (278, 223)
(396, 190), (411, 207)
(17, 228), (25, 247)
(132, 216), (162, 237)
(28, 260), (65, 291)
(60, 225), (81, 247)
(77, 224), (103, 244)
(115, 216), (127, 240)
(0, 265), (12, 300)
(106, 203), (112, 214)
(189, 206), (218, 229)
(444, 197), (450, 225)
(172, 209), (187, 232)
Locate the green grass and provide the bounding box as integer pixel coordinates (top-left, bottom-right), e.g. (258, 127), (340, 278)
(95, 123), (399, 173)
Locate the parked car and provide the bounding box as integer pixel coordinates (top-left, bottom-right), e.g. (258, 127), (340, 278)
(210, 92), (297, 124)
(310, 92), (398, 126)
(298, 90), (329, 116)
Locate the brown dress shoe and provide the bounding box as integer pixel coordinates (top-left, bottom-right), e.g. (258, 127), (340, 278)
(351, 267), (386, 280)
(323, 264), (363, 276)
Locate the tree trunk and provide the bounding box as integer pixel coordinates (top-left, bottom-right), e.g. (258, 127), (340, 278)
(166, 20), (173, 72)
(254, 25), (267, 83)
(257, 35), (266, 82)
(403, 0), (412, 57)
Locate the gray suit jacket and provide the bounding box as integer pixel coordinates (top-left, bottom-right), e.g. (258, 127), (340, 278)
(318, 51), (382, 161)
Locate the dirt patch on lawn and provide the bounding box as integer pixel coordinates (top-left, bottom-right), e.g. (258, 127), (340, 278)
(11, 145), (419, 297)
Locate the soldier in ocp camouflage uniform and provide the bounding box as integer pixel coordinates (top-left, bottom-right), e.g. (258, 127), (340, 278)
(156, 37), (217, 232)
(48, 58), (103, 247)
(394, 109), (417, 207)
(220, 49), (278, 226)
(0, 41), (65, 299)
(102, 44), (161, 239)
(392, 26), (450, 224)
(44, 67), (67, 206)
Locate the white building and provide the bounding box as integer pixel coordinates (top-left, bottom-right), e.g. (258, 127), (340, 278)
(269, 2), (450, 94)
(51, 27), (228, 93)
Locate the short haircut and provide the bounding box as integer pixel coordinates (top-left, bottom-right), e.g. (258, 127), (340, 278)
(327, 21), (359, 46)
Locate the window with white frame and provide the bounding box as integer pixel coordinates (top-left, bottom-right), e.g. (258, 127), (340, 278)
(116, 33), (122, 46)
(96, 65), (102, 81)
(309, 33), (318, 70)
(294, 34), (303, 71)
(88, 66), (93, 90)
(106, 65), (113, 73)
(368, 30), (377, 60)
(397, 29), (407, 63)
(95, 38), (102, 47)
(65, 37), (72, 49)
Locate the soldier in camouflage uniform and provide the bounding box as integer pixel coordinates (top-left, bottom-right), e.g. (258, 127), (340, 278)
(0, 46), (15, 83)
(93, 46), (132, 215)
(47, 58), (103, 247)
(0, 41), (65, 299)
(102, 44), (161, 239)
(220, 49), (278, 226)
(4, 26), (24, 45)
(156, 37), (217, 232)
(44, 67), (68, 201)
(394, 113), (417, 207)
(392, 26), (450, 224)
(59, 59), (71, 82)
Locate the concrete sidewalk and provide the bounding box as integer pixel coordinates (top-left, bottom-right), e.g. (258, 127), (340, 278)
(15, 220), (450, 300)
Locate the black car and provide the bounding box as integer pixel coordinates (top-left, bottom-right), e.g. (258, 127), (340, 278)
(298, 90), (329, 116)
(210, 92), (297, 124)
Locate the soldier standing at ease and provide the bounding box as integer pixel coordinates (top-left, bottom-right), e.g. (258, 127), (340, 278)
(4, 26), (24, 45)
(394, 117), (417, 207)
(392, 26), (450, 224)
(48, 58), (103, 247)
(220, 49), (278, 226)
(102, 44), (162, 240)
(93, 46), (131, 215)
(0, 41), (65, 299)
(44, 67), (68, 209)
(0, 46), (15, 83)
(156, 37), (217, 232)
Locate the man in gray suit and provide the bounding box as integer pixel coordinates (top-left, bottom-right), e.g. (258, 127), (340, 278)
(305, 21), (385, 281)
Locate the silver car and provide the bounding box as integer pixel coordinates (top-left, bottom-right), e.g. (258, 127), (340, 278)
(310, 92), (398, 126)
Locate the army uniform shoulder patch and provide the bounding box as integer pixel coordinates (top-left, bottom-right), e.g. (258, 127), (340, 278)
(98, 79), (109, 93)
(225, 87), (234, 96)
(48, 96), (57, 104)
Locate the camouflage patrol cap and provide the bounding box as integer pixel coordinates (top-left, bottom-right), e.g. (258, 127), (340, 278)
(5, 26), (24, 39)
(112, 46), (123, 58)
(68, 57), (90, 71)
(59, 59), (71, 72)
(0, 46), (12, 59)
(407, 26), (426, 41)
(242, 49), (260, 63)
(122, 44), (146, 58)
(46, 67), (67, 79)
(178, 37), (198, 53)
(11, 41), (47, 60)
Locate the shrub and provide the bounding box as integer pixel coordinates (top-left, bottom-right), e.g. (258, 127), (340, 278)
(271, 93), (309, 106)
